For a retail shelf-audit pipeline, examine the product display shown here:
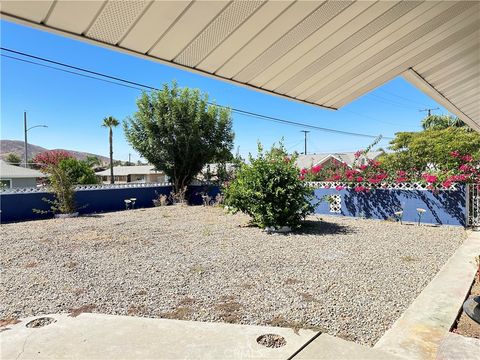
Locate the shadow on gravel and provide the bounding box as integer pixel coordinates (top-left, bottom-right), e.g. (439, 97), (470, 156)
(295, 219), (353, 236)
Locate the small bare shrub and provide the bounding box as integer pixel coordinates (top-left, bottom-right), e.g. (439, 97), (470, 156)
(201, 193), (212, 206)
(171, 187), (188, 205)
(153, 192), (169, 207)
(213, 193), (224, 206)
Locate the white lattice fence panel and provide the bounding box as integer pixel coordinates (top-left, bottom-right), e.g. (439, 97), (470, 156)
(307, 181), (460, 191)
(328, 195), (341, 213)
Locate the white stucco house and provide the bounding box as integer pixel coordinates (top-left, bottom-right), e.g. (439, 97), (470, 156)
(96, 165), (167, 184)
(0, 160), (44, 188)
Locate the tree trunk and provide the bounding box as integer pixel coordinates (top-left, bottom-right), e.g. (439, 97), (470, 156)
(109, 128), (114, 184)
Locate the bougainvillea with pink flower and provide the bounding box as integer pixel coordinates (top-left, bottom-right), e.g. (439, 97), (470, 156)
(32, 150), (74, 167)
(300, 150), (479, 191)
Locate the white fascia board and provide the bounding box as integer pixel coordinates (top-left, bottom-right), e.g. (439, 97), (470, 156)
(402, 68), (480, 133)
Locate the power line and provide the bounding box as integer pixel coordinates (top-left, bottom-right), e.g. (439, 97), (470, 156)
(1, 54), (145, 91)
(1, 47), (154, 90)
(1, 47), (393, 140)
(285, 139), (304, 152)
(378, 89), (431, 108)
(368, 93), (419, 110)
(229, 108), (392, 139)
(340, 108), (399, 127)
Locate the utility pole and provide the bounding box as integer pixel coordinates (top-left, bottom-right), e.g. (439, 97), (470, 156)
(419, 107), (439, 117)
(24, 111), (28, 167)
(128, 153), (131, 164)
(301, 130), (310, 155)
(23, 112), (48, 168)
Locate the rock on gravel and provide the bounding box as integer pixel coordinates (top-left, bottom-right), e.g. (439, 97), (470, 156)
(0, 206), (467, 346)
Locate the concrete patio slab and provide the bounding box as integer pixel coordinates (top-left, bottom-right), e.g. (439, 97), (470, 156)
(374, 231), (480, 360)
(290, 333), (405, 360)
(0, 313), (317, 360)
(436, 332), (480, 360)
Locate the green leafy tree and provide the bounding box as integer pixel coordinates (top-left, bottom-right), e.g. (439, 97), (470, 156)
(224, 143), (315, 230)
(379, 127), (480, 172)
(58, 158), (99, 185)
(124, 82), (234, 195)
(102, 116), (119, 184)
(4, 153), (21, 166)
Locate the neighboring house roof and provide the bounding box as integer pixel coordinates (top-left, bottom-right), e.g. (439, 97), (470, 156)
(295, 152), (383, 169)
(197, 163), (237, 180)
(95, 165), (163, 176)
(0, 160), (44, 178)
(201, 163), (236, 173)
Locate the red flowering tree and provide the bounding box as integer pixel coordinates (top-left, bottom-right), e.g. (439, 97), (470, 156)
(32, 150), (74, 168)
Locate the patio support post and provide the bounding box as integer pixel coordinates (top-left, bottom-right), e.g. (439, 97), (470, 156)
(23, 111), (27, 168)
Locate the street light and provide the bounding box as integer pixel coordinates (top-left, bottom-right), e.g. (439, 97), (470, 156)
(24, 111), (47, 168)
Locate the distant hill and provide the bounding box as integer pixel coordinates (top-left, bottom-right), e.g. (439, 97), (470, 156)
(0, 140), (111, 164)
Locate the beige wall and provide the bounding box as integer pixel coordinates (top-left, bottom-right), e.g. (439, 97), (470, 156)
(147, 174), (166, 183)
(101, 174), (166, 184)
(1, 177), (37, 188)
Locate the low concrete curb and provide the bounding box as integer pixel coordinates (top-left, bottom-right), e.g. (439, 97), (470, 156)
(436, 332), (480, 360)
(0, 313), (317, 359)
(374, 231), (480, 359)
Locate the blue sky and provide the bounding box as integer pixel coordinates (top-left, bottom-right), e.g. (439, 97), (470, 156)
(1, 20), (448, 162)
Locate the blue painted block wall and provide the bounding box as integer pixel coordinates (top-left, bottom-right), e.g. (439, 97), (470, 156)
(0, 184), (220, 223)
(312, 186), (466, 226)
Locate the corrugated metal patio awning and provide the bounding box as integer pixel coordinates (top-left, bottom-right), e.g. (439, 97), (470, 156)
(1, 1), (479, 129)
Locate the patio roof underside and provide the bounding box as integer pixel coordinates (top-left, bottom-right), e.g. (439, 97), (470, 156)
(2, 0), (479, 130)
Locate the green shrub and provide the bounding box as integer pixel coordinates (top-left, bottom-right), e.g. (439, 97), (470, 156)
(58, 158), (98, 185)
(224, 143), (315, 229)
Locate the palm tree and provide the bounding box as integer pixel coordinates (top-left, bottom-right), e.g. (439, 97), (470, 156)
(421, 114), (467, 130)
(102, 116), (119, 184)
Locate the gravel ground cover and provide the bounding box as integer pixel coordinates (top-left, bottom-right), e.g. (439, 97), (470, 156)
(0, 206), (466, 345)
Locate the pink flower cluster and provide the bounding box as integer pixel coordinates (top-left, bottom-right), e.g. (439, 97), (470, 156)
(301, 149), (479, 192)
(32, 150), (74, 167)
(421, 174), (438, 184)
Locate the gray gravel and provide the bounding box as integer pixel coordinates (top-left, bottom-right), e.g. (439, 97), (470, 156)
(0, 206), (466, 345)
